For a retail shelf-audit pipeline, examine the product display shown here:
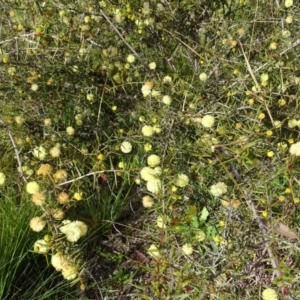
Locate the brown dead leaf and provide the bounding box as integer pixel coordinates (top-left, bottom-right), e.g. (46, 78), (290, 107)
(275, 222), (299, 240)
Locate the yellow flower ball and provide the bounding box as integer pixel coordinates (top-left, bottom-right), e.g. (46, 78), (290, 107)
(33, 146), (47, 160)
(31, 83), (38, 91)
(62, 264), (77, 280)
(52, 208), (65, 220)
(57, 192), (70, 204)
(26, 181), (40, 194)
(33, 239), (49, 254)
(163, 75), (172, 83)
(66, 126), (75, 136)
(49, 145), (61, 158)
(147, 154), (161, 167)
(126, 54), (135, 63)
(195, 230), (206, 242)
(182, 243), (193, 256)
(144, 143), (152, 152)
(32, 192), (46, 206)
(53, 169), (68, 183)
(142, 125), (154, 136)
(201, 115), (215, 128)
(37, 163), (53, 176)
(51, 252), (66, 271)
(284, 0), (293, 8)
(73, 192), (83, 200)
(175, 173), (189, 187)
(120, 141), (132, 153)
(147, 178), (161, 194)
(210, 182), (227, 197)
(29, 216), (46, 232)
(140, 167), (156, 181)
(142, 195), (154, 208)
(262, 288), (278, 300)
(148, 62), (156, 69)
(44, 118), (52, 126)
(199, 72), (208, 82)
(162, 95), (172, 105)
(289, 142), (300, 156)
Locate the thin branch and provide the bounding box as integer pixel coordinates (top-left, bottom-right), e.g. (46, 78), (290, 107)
(0, 117), (27, 183)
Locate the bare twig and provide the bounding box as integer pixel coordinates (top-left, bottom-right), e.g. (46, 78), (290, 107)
(56, 169), (133, 187)
(0, 117), (27, 183)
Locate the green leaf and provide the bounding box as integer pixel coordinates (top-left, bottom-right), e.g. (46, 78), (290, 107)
(199, 207), (209, 222)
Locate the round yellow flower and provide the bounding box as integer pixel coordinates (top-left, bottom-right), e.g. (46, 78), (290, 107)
(73, 191), (83, 200)
(62, 263), (77, 280)
(140, 167), (156, 181)
(37, 163), (53, 176)
(0, 172), (6, 186)
(66, 126), (75, 136)
(142, 195), (154, 208)
(141, 125), (154, 136)
(175, 173), (189, 187)
(53, 169), (68, 183)
(182, 243), (193, 256)
(195, 230), (206, 242)
(288, 119), (300, 128)
(199, 72), (208, 82)
(262, 288), (278, 300)
(284, 0), (293, 8)
(32, 192), (46, 206)
(26, 181), (40, 194)
(57, 192), (70, 204)
(33, 239), (49, 254)
(147, 178), (161, 194)
(201, 115), (215, 128)
(52, 208), (65, 220)
(51, 252), (66, 271)
(162, 95), (172, 105)
(33, 146), (47, 160)
(210, 182), (227, 197)
(31, 83), (38, 91)
(148, 62), (156, 69)
(30, 216), (46, 232)
(59, 220), (88, 242)
(120, 141), (132, 153)
(147, 154), (161, 167)
(49, 145), (61, 158)
(144, 143), (152, 152)
(289, 142), (300, 156)
(126, 54), (135, 63)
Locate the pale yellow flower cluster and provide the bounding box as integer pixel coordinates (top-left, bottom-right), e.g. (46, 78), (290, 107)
(30, 216), (46, 232)
(141, 124), (161, 136)
(33, 146), (47, 160)
(140, 154), (162, 194)
(210, 182), (227, 197)
(59, 220), (88, 242)
(288, 119), (300, 128)
(262, 288), (278, 300)
(182, 243), (193, 256)
(120, 141), (132, 153)
(33, 239), (49, 254)
(51, 252), (78, 280)
(174, 173), (189, 187)
(289, 142), (300, 156)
